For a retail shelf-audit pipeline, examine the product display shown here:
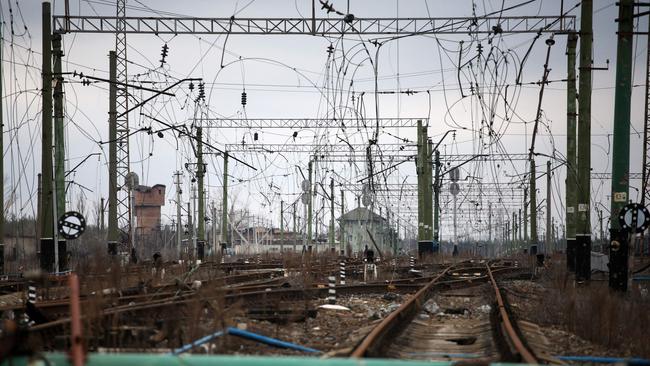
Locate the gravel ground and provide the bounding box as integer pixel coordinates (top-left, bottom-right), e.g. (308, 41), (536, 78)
(213, 293), (412, 356)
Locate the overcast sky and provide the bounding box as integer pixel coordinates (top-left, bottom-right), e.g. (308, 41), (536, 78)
(2, 1), (648, 242)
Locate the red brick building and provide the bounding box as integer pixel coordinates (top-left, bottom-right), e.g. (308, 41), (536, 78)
(133, 184), (166, 234)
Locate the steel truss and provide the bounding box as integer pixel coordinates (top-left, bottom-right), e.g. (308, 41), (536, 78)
(115, 0), (131, 232)
(203, 118), (424, 129)
(53, 15), (574, 35)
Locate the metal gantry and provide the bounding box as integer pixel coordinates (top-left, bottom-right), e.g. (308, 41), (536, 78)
(202, 118), (424, 129)
(53, 15), (574, 35)
(224, 143), (417, 154)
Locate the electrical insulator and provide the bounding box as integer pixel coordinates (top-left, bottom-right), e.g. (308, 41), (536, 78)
(253, 132), (258, 141)
(327, 44), (334, 55)
(196, 82), (205, 103)
(160, 43), (169, 66)
(241, 91), (247, 106)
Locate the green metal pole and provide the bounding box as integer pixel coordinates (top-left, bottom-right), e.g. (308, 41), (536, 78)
(329, 178), (334, 250)
(576, 0), (593, 282)
(340, 189), (345, 255)
(52, 31), (65, 221)
(416, 120), (428, 241)
(221, 152), (228, 247)
(488, 203), (492, 243)
(107, 51), (118, 255)
(52, 29), (66, 270)
(523, 187), (528, 247)
(307, 160), (313, 245)
(40, 2), (54, 271)
(566, 32), (578, 271)
(608, 0), (634, 291)
(518, 208), (522, 243)
(293, 202), (297, 252)
(280, 200), (284, 254)
(426, 140), (433, 241)
(513, 211), (517, 244)
(546, 160), (552, 253)
(530, 158), (538, 250)
(433, 150), (440, 247)
(196, 127), (205, 259)
(0, 23), (3, 274)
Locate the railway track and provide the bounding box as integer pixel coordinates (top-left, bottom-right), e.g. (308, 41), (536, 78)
(350, 260), (540, 363)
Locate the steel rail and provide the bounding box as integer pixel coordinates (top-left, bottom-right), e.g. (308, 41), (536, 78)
(349, 261), (525, 358)
(486, 263), (538, 364)
(350, 261), (473, 358)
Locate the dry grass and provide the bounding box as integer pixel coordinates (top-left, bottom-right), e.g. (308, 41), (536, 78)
(532, 259), (650, 358)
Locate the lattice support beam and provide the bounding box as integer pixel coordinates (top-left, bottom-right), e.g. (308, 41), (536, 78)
(204, 118), (424, 129)
(53, 16), (574, 35)
(115, 0), (131, 239)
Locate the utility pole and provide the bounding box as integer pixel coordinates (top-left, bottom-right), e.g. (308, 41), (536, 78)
(524, 187), (529, 245)
(280, 200), (284, 253)
(174, 171), (182, 259)
(513, 211), (517, 244)
(196, 127), (205, 260)
(107, 51), (118, 256)
(211, 201), (217, 255)
(488, 202), (492, 243)
(416, 120), (433, 246)
(433, 150), (440, 247)
(340, 190), (345, 255)
(221, 152), (229, 248)
(52, 30), (65, 223)
(100, 198), (105, 231)
(191, 183), (197, 259)
(529, 159), (537, 253)
(546, 161), (552, 253)
(566, 32), (578, 272)
(52, 29), (66, 272)
(40, 2), (55, 272)
(608, 0), (634, 291)
(598, 209), (604, 244)
(0, 23), (3, 273)
(576, 0), (593, 282)
(293, 202), (297, 252)
(644, 10), (650, 208)
(187, 201), (193, 258)
(518, 208), (522, 244)
(329, 178), (335, 250)
(427, 140), (433, 241)
(307, 160), (313, 245)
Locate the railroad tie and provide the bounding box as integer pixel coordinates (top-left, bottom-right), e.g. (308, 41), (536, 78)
(327, 275), (337, 304)
(339, 260), (346, 285)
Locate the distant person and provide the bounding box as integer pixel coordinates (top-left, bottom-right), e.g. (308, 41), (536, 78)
(365, 245), (375, 264)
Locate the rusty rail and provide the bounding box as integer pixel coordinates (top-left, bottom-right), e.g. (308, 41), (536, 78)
(350, 260), (486, 358)
(349, 260), (526, 359)
(486, 263), (538, 364)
